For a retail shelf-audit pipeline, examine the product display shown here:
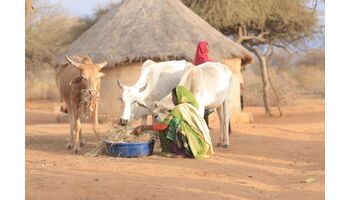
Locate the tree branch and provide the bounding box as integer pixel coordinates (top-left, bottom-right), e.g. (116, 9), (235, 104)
(264, 43), (273, 57)
(272, 43), (292, 55)
(236, 31), (269, 44)
(242, 43), (262, 56)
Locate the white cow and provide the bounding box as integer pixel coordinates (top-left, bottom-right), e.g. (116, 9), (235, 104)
(149, 62), (233, 147)
(117, 59), (191, 125)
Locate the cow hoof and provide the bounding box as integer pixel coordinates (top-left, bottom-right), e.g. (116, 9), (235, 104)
(73, 146), (80, 154)
(216, 143), (229, 148)
(66, 143), (73, 150)
(80, 141), (86, 147)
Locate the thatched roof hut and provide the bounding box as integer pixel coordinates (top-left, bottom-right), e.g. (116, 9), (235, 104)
(60, 0), (253, 122)
(62, 0), (253, 67)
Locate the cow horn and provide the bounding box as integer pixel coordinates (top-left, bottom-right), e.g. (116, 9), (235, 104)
(139, 83), (147, 93)
(117, 79), (124, 89)
(97, 61), (108, 70)
(65, 55), (81, 69)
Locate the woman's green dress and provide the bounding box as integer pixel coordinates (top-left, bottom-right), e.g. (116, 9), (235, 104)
(160, 86), (214, 159)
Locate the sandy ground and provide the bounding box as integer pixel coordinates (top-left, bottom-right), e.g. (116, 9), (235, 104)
(25, 96), (324, 200)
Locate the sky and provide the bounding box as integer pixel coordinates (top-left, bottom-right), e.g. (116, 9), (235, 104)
(47, 0), (121, 17)
(48, 0), (325, 20)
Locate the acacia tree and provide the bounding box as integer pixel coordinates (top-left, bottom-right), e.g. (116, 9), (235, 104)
(182, 0), (320, 116)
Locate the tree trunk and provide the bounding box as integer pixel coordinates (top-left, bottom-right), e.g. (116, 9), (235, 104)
(237, 27), (273, 116)
(266, 55), (284, 116)
(253, 50), (273, 116)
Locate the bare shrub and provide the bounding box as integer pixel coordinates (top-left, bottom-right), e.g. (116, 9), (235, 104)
(243, 67), (299, 106)
(243, 49), (324, 106)
(25, 0), (122, 100)
(25, 1), (93, 100)
(296, 65), (325, 96)
(26, 65), (59, 100)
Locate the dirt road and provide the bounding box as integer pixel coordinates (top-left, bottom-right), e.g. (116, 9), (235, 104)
(25, 97), (324, 200)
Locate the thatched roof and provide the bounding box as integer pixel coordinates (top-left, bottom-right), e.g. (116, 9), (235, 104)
(61, 0), (253, 67)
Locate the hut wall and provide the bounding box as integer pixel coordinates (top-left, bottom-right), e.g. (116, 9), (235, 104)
(99, 63), (142, 115)
(222, 58), (252, 123)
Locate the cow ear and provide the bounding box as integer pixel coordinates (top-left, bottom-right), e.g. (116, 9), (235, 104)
(117, 79), (125, 89)
(69, 76), (83, 86)
(97, 72), (105, 79)
(137, 99), (148, 109)
(65, 55), (81, 69)
(139, 83), (147, 93)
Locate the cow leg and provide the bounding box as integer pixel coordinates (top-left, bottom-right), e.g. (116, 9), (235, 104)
(79, 127), (85, 147)
(67, 108), (74, 150)
(141, 115), (148, 125)
(222, 100), (230, 148)
(216, 105), (224, 147)
(73, 116), (82, 154)
(92, 103), (100, 140)
(70, 104), (82, 154)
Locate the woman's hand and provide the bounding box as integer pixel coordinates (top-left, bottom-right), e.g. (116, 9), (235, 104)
(133, 125), (143, 135)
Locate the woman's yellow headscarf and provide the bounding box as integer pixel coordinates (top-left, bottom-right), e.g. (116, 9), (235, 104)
(175, 86), (199, 109)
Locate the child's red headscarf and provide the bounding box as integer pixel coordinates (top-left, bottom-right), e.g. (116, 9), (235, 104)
(194, 40), (213, 66)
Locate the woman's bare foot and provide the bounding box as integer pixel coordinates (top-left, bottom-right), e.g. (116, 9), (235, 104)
(159, 152), (186, 158)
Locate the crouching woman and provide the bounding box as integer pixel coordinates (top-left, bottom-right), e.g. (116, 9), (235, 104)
(133, 86), (214, 159)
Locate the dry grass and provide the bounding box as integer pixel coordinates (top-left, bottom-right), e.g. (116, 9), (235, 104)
(243, 67), (299, 106)
(295, 65), (325, 96)
(25, 66), (59, 100)
(243, 50), (324, 106)
(105, 124), (156, 143)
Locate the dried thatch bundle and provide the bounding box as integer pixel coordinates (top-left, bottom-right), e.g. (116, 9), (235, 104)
(80, 89), (99, 117)
(105, 124), (156, 143)
(61, 0), (253, 66)
(85, 124), (157, 156)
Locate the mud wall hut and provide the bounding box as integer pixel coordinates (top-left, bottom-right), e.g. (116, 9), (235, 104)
(60, 0), (253, 122)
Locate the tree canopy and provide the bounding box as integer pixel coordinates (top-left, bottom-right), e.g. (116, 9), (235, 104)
(181, 0), (319, 49)
(181, 0), (321, 116)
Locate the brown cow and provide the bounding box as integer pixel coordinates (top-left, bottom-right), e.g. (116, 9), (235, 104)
(57, 55), (107, 154)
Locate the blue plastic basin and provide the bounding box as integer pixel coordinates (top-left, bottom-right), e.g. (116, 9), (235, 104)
(104, 139), (155, 158)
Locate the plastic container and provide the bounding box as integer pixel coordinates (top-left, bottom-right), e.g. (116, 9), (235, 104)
(104, 139), (155, 158)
